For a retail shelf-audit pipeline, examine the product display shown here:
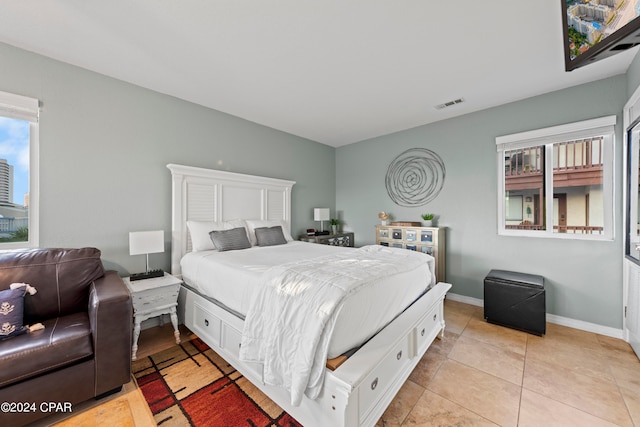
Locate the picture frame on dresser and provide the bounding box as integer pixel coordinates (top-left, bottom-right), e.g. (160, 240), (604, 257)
(420, 230), (433, 243)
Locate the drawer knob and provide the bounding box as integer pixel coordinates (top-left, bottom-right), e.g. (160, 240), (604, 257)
(397, 350), (402, 360)
(421, 328), (425, 337)
(371, 377), (378, 390)
(433, 314), (437, 322)
(204, 319), (209, 327)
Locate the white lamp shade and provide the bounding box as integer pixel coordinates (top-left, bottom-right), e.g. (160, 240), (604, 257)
(313, 208), (330, 221)
(129, 230), (164, 256)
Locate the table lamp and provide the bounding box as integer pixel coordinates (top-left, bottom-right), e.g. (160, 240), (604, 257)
(129, 230), (165, 281)
(314, 208), (330, 235)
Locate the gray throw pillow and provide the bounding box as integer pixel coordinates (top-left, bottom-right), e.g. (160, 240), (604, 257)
(255, 226), (288, 247)
(209, 227), (251, 251)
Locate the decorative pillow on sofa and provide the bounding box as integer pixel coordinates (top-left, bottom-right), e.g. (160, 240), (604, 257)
(255, 226), (288, 247)
(0, 284), (36, 340)
(209, 227), (252, 252)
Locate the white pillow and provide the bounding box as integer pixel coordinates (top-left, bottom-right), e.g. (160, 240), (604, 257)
(187, 219), (247, 251)
(245, 219), (294, 246)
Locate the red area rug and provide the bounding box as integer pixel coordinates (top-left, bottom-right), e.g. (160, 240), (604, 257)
(133, 337), (302, 427)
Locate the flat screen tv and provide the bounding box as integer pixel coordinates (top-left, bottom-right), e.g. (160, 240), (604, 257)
(561, 0), (640, 71)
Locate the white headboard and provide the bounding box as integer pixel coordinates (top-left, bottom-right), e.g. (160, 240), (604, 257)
(167, 164), (296, 276)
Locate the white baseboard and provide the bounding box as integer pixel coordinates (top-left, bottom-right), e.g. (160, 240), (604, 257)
(545, 313), (624, 340)
(446, 292), (484, 308)
(446, 292), (624, 340)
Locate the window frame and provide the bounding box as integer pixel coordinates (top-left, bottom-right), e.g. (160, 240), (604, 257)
(0, 90), (39, 249)
(496, 116), (615, 240)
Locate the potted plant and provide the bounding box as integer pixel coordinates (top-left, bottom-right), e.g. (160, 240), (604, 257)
(421, 213), (435, 227)
(330, 218), (341, 234)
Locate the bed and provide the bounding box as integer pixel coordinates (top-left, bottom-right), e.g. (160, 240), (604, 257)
(168, 163), (451, 427)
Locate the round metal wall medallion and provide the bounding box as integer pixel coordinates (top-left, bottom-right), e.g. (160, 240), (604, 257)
(385, 148), (446, 207)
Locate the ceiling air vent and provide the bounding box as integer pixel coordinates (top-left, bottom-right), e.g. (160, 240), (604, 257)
(434, 98), (464, 110)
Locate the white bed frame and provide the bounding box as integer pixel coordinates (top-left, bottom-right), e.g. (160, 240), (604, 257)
(168, 163), (451, 427)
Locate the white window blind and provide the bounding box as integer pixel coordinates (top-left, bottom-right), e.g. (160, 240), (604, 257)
(496, 116), (616, 152)
(0, 91), (39, 123)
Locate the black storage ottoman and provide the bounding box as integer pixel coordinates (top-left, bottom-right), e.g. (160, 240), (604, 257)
(484, 269), (546, 335)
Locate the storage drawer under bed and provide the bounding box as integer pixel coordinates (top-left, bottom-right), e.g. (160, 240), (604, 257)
(187, 293), (261, 378)
(358, 333), (412, 420)
(222, 323), (243, 360)
(414, 302), (442, 355)
(191, 302), (245, 356)
(191, 302), (223, 347)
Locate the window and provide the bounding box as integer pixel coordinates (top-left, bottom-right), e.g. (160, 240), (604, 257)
(497, 116), (615, 240)
(0, 91), (39, 248)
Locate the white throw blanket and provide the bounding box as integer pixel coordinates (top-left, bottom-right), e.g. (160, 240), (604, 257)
(239, 244), (435, 406)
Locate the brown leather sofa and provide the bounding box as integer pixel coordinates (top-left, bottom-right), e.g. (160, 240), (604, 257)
(0, 247), (132, 426)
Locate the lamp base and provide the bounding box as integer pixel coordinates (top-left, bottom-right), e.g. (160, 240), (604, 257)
(130, 269), (165, 281)
(314, 230), (330, 236)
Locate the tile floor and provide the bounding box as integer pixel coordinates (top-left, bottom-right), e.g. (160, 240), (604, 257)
(49, 299), (640, 427)
(377, 299), (640, 427)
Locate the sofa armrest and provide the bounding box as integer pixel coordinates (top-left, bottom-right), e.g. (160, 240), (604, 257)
(89, 270), (132, 396)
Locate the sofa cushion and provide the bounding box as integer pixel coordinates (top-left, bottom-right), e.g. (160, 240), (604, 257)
(0, 312), (93, 388)
(0, 248), (104, 324)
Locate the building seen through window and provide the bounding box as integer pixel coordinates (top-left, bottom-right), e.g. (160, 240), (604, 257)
(0, 117), (29, 243)
(497, 116), (614, 240)
(504, 137), (605, 234)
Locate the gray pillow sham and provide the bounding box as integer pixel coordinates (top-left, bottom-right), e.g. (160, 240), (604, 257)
(255, 226), (288, 247)
(209, 227), (251, 251)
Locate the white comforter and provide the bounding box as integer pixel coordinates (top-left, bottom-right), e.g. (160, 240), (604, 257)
(239, 244), (435, 406)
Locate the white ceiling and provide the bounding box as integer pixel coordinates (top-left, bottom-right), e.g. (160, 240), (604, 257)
(0, 1), (637, 147)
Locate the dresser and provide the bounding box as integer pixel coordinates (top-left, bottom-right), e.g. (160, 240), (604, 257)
(375, 225), (445, 282)
(299, 232), (354, 247)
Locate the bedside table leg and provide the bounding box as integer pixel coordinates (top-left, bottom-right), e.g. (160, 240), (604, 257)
(170, 307), (181, 344)
(132, 318), (141, 361)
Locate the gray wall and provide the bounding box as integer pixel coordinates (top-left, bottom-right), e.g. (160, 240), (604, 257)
(627, 51), (640, 99)
(0, 42), (336, 274)
(336, 75), (628, 329)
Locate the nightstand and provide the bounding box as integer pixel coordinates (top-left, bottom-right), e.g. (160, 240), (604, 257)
(299, 232), (354, 247)
(124, 272), (182, 360)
